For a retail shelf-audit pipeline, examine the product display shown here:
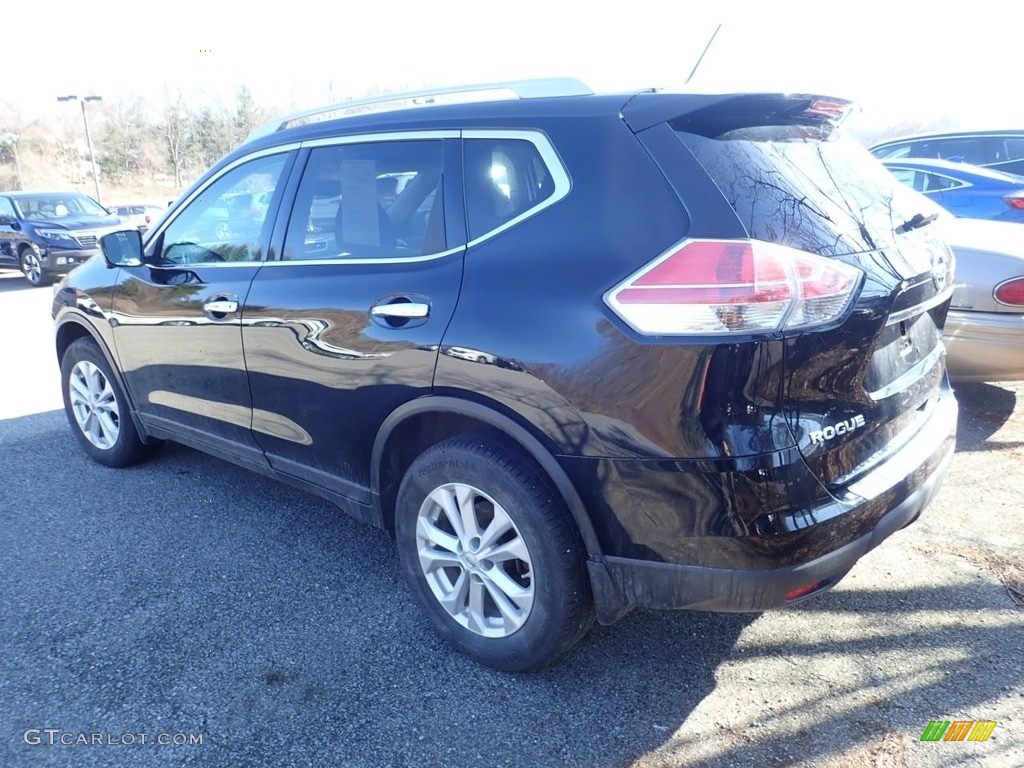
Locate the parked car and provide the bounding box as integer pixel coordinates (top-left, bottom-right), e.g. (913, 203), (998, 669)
(882, 158), (1024, 223)
(938, 217), (1024, 382)
(870, 130), (1024, 176)
(52, 80), (959, 671)
(106, 203), (167, 233)
(0, 190), (123, 286)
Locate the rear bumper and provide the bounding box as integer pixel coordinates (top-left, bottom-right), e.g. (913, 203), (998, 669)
(945, 309), (1024, 382)
(589, 390), (957, 621)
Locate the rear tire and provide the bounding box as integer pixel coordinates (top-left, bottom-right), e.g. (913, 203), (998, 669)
(395, 434), (594, 672)
(60, 338), (158, 467)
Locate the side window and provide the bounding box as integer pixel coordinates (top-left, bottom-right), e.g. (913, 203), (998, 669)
(0, 197), (15, 218)
(922, 173), (963, 192)
(872, 143), (911, 160)
(887, 168), (917, 189)
(464, 138), (557, 240)
(999, 138), (1024, 162)
(282, 140), (444, 261)
(932, 138), (987, 165)
(155, 153), (287, 265)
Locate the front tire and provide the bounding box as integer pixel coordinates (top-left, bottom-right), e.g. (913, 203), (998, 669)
(395, 434), (594, 672)
(20, 245), (51, 287)
(60, 338), (157, 467)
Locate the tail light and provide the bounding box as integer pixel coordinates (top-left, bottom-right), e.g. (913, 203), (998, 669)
(1003, 192), (1024, 210)
(994, 276), (1024, 306)
(605, 239), (862, 335)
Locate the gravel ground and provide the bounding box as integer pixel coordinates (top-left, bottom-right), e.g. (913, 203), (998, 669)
(1, 271), (1021, 767)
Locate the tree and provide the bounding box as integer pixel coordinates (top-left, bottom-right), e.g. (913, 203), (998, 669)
(231, 85), (264, 146)
(97, 97), (159, 183)
(0, 104), (43, 188)
(161, 93), (194, 187)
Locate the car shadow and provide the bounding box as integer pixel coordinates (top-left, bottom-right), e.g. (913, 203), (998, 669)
(6, 415), (1020, 768)
(952, 381), (1021, 452)
(642, 582), (1023, 766)
(2, 427), (750, 768)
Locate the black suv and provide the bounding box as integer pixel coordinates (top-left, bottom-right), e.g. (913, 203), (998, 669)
(0, 190), (122, 286)
(52, 79), (959, 671)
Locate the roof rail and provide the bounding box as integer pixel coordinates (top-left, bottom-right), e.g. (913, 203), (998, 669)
(244, 77), (593, 143)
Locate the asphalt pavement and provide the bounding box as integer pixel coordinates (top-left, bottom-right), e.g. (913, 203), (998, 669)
(1, 269), (1021, 767)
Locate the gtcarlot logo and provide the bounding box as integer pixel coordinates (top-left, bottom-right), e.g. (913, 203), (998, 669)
(23, 729), (204, 747)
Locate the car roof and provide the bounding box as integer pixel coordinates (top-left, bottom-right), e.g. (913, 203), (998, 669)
(871, 129), (1024, 149)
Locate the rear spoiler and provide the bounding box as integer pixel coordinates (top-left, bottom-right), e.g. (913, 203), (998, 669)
(621, 92), (855, 136)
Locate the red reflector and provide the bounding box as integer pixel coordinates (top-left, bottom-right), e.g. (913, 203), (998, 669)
(1004, 196), (1024, 210)
(785, 582), (824, 601)
(994, 277), (1024, 306)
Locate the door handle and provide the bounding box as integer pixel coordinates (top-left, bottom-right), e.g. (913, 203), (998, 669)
(370, 302), (429, 320)
(204, 300), (239, 314)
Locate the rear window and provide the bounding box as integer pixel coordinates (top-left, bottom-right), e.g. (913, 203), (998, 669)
(674, 124), (937, 256)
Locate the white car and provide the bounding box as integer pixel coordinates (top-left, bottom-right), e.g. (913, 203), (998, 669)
(107, 204), (166, 233)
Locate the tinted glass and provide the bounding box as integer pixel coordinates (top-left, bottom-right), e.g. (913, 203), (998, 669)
(872, 143), (911, 160)
(283, 140), (444, 260)
(932, 138), (990, 164)
(888, 168), (918, 189)
(1000, 138), (1024, 162)
(922, 173), (961, 192)
(156, 153), (287, 265)
(0, 197), (15, 218)
(464, 138), (555, 240)
(677, 127), (931, 256)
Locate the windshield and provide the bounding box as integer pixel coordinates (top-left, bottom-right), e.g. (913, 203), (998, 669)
(14, 194), (109, 220)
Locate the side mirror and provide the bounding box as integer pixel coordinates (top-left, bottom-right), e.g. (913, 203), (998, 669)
(0, 214), (17, 227)
(99, 229), (144, 267)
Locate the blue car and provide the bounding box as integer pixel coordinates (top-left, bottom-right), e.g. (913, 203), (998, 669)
(882, 158), (1024, 223)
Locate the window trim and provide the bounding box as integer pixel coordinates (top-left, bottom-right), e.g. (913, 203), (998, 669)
(145, 128), (572, 269)
(462, 129), (571, 248)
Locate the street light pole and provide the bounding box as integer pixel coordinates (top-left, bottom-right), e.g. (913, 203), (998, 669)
(57, 95), (103, 204)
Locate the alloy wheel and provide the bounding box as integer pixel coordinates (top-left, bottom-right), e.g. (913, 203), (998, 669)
(415, 483), (535, 638)
(68, 360), (120, 450)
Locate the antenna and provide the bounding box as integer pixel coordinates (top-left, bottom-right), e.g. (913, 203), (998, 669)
(684, 24), (722, 85)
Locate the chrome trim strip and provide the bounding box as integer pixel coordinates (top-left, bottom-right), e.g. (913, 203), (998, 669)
(300, 130), (459, 148)
(462, 129), (572, 249)
(866, 345), (944, 402)
(885, 285), (955, 326)
(847, 393), (956, 499)
(259, 244), (466, 267)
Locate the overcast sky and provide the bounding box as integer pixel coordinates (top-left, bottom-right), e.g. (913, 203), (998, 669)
(7, 0), (1018, 134)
